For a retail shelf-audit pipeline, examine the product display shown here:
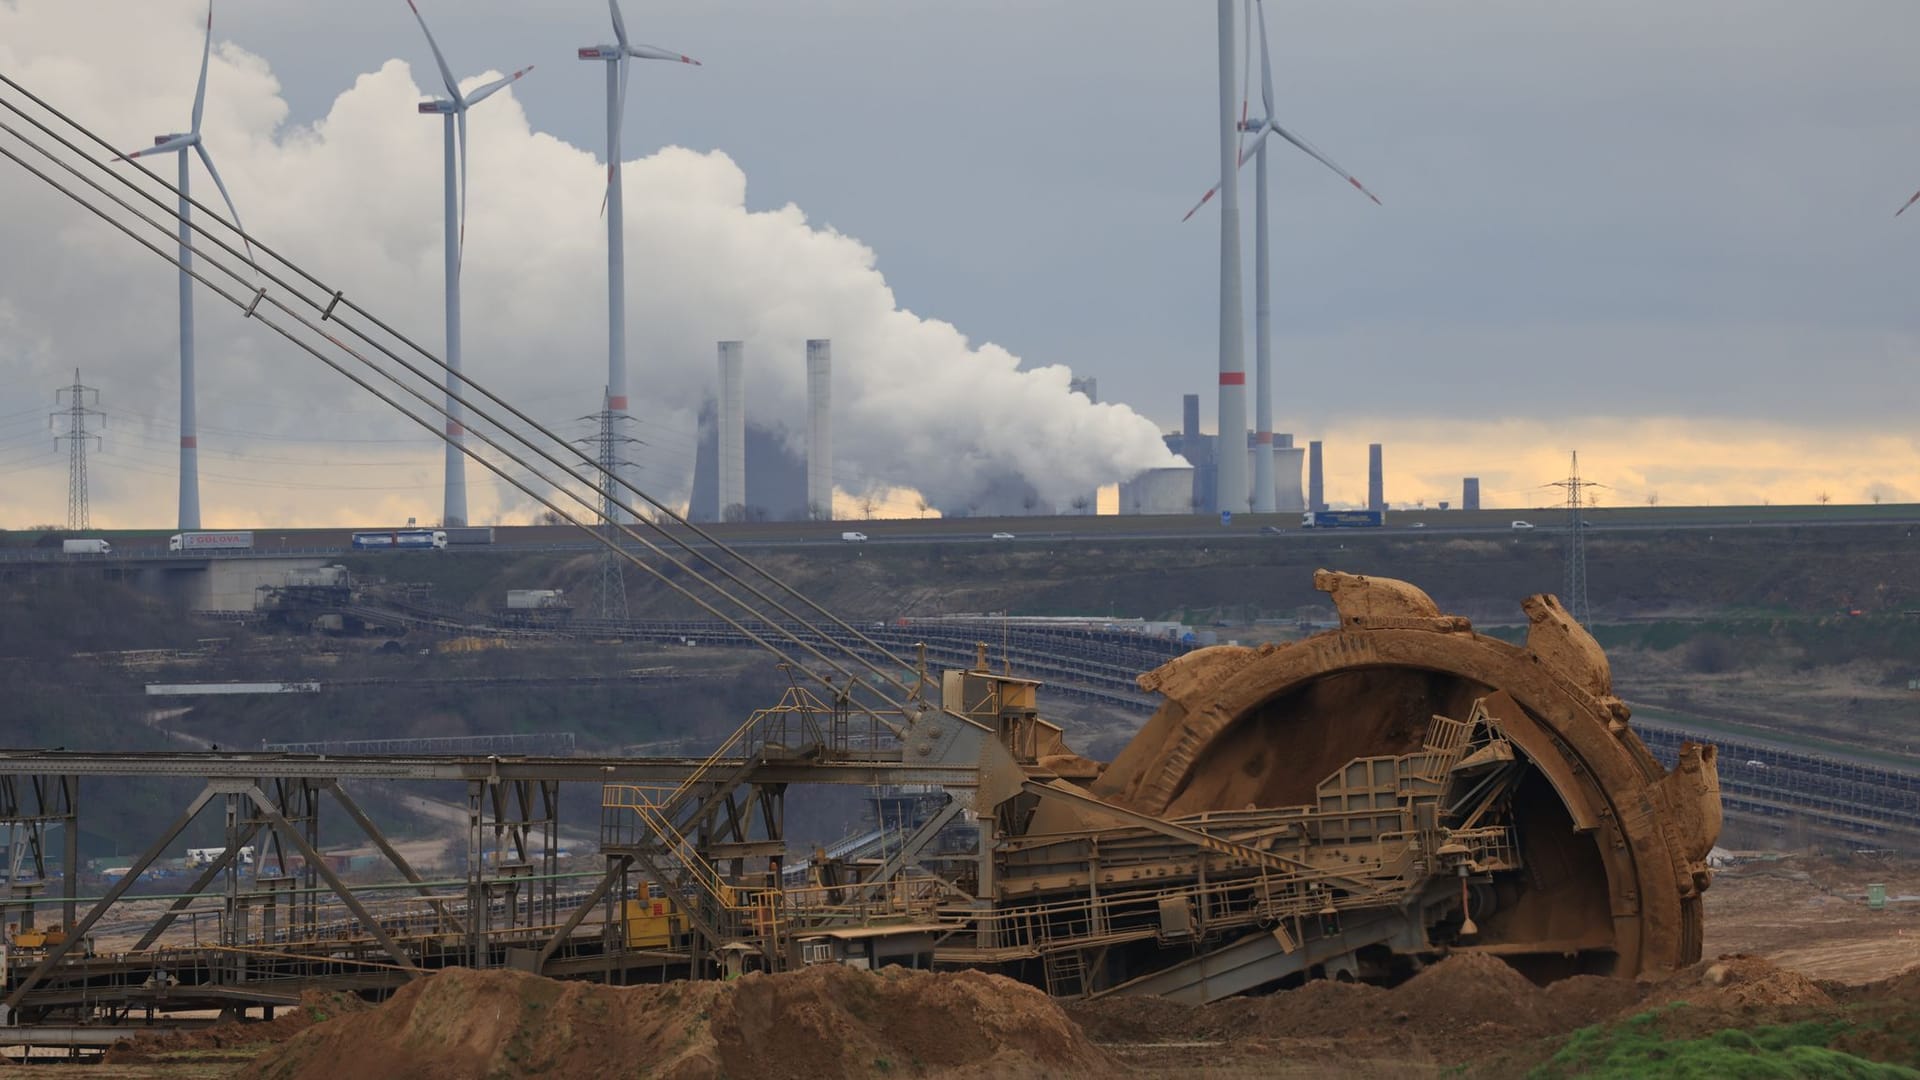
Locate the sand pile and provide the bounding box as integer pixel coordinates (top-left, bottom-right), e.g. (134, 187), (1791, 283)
(1646, 954), (1836, 1010)
(105, 990), (369, 1064)
(240, 964), (1113, 1080)
(1074, 953), (1651, 1065)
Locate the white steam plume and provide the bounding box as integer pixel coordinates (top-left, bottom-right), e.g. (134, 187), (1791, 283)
(0, 0), (1176, 526)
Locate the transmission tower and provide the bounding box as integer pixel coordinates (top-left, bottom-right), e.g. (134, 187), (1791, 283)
(577, 392), (639, 623)
(1546, 451), (1605, 625)
(51, 369), (103, 530)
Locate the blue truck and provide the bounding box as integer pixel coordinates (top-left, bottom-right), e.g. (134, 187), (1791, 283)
(1301, 510), (1385, 528)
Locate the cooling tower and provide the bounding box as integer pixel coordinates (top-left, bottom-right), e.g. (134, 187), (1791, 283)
(1274, 435), (1305, 512)
(1120, 467), (1198, 515)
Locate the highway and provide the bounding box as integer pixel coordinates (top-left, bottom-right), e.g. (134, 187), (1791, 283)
(6, 503), (1920, 562)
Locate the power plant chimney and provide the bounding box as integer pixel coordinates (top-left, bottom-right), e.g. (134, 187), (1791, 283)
(1211, 0), (1249, 518)
(806, 339), (832, 520)
(1182, 393), (1201, 441)
(1308, 440), (1325, 512)
(716, 341), (745, 522)
(1367, 443), (1384, 512)
(1463, 477), (1481, 512)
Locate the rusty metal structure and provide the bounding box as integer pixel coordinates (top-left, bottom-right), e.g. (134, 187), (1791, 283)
(0, 571), (1722, 1043)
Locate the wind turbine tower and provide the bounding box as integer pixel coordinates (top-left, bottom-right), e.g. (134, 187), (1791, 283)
(1212, 0), (1249, 516)
(406, 0), (533, 528)
(577, 0), (699, 524)
(1184, 1), (1381, 513)
(119, 4), (250, 532)
(1244, 0), (1380, 511)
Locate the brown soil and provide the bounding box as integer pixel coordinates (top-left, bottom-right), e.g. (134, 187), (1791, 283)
(238, 964), (1113, 1080)
(101, 991), (369, 1065)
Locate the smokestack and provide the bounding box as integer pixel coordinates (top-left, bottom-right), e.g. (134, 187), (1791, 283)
(806, 339), (832, 520)
(1212, 0), (1249, 517)
(717, 341), (745, 522)
(1463, 477), (1481, 512)
(1182, 393), (1200, 441)
(1308, 440), (1324, 512)
(1367, 443), (1384, 512)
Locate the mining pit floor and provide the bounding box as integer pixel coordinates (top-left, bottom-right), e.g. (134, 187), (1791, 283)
(39, 853), (1920, 1079)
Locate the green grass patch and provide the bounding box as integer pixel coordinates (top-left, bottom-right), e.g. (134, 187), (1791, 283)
(1530, 1008), (1917, 1079)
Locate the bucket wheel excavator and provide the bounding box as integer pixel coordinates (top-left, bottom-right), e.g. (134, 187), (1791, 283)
(1005, 571), (1721, 1000)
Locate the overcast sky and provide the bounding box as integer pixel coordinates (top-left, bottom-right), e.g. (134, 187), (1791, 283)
(2, 0), (1917, 526)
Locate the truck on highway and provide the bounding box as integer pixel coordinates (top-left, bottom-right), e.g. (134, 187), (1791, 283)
(61, 538), (111, 555)
(351, 529), (447, 551)
(1301, 510), (1385, 528)
(441, 526), (495, 546)
(841, 531), (868, 543)
(168, 530), (254, 552)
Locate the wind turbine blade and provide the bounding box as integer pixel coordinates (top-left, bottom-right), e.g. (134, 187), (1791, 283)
(1255, 0), (1276, 122)
(406, 0), (463, 103)
(1181, 182), (1223, 223)
(462, 63), (534, 108)
(1898, 188), (1920, 218)
(1183, 132), (1267, 222)
(608, 0), (629, 49)
(190, 3), (213, 134)
(1270, 121), (1383, 205)
(456, 107), (468, 272)
(624, 43), (701, 65)
(124, 135), (195, 161)
(600, 53), (629, 218)
(193, 142), (256, 266)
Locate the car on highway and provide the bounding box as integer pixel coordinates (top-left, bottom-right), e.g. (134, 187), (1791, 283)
(990, 532), (1016, 541)
(1259, 525), (1284, 535)
(1511, 521), (1535, 530)
(840, 531), (868, 543)
(1408, 522), (1427, 529)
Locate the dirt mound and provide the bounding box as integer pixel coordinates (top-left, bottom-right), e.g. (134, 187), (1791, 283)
(1647, 954), (1836, 1009)
(1074, 952), (1620, 1067)
(104, 990), (368, 1064)
(1540, 973), (1648, 1028)
(241, 965), (1113, 1080)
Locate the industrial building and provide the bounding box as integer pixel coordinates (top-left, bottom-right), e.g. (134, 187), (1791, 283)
(1148, 393), (1305, 515)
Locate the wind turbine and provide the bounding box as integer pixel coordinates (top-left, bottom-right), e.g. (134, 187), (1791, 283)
(119, 4), (251, 532)
(406, 0), (533, 529)
(577, 0), (699, 523)
(1184, 0), (1380, 514)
